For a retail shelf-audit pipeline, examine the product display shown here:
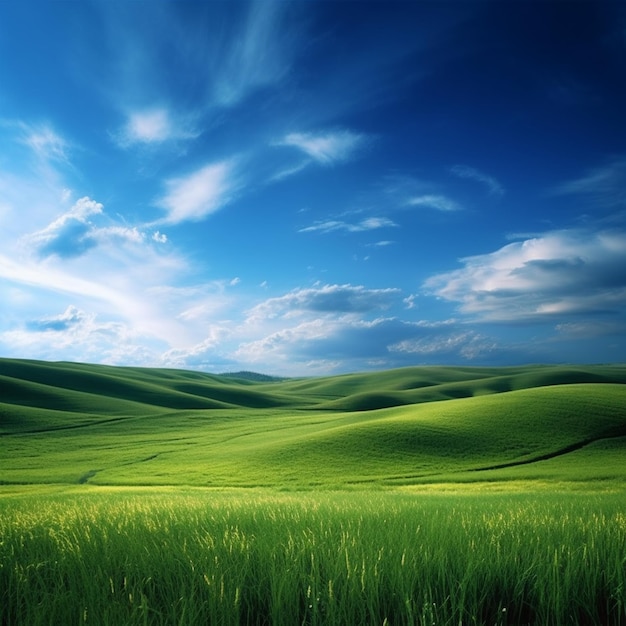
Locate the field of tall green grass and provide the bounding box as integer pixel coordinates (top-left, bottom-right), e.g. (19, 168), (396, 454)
(1, 359), (626, 624)
(1, 487), (625, 625)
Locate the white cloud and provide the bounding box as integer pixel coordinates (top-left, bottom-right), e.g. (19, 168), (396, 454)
(0, 241), (208, 356)
(156, 160), (238, 224)
(61, 196), (103, 221)
(117, 108), (198, 146)
(0, 121), (242, 369)
(234, 317), (347, 369)
(232, 313), (506, 375)
(247, 284), (401, 321)
(162, 326), (234, 370)
(0, 304), (167, 366)
(407, 194), (462, 212)
(23, 197), (104, 259)
(450, 164), (504, 196)
(424, 229), (626, 321)
(95, 226), (145, 245)
(278, 129), (367, 165)
(403, 294), (418, 309)
(27, 305), (89, 332)
(299, 216), (396, 234)
(127, 109), (170, 142)
(389, 330), (495, 359)
(0, 189), (197, 349)
(21, 197), (163, 260)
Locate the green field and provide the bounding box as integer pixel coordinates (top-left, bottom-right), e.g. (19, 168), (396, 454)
(1, 359), (626, 624)
(2, 359), (626, 487)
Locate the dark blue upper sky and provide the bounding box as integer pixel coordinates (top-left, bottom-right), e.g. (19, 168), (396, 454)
(0, 1), (624, 375)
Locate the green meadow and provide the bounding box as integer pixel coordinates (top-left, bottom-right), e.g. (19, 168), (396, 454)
(1, 358), (626, 624)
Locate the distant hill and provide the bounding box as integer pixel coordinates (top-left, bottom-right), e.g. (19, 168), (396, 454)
(1, 358), (625, 488)
(218, 371), (289, 383)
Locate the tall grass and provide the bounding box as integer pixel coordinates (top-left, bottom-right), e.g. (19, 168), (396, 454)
(1, 488), (625, 625)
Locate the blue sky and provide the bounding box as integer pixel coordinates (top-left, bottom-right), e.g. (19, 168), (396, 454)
(1, 1), (625, 376)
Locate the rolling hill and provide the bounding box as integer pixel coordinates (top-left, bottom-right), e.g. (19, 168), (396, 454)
(1, 358), (625, 488)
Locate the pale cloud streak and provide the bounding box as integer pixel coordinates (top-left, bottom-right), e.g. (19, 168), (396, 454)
(1, 121), (74, 198)
(19, 123), (70, 164)
(450, 164), (504, 196)
(299, 216), (396, 234)
(269, 161), (310, 182)
(553, 157), (626, 211)
(278, 129), (367, 165)
(213, 0), (298, 106)
(156, 160), (239, 224)
(93, 0), (301, 123)
(407, 194), (462, 212)
(0, 251), (132, 310)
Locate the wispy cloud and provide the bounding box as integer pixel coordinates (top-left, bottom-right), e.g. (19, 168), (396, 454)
(269, 160), (311, 182)
(278, 129), (367, 165)
(299, 217), (396, 234)
(424, 228), (626, 321)
(407, 194), (462, 212)
(450, 164), (504, 196)
(19, 123), (71, 164)
(156, 160), (239, 224)
(0, 250), (130, 309)
(553, 157), (626, 210)
(93, 0), (301, 120)
(213, 0), (298, 106)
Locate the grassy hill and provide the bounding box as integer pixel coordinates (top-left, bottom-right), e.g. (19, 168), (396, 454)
(1, 358), (625, 488)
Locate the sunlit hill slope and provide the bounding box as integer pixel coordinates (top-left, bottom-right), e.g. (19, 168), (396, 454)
(1, 358), (625, 488)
